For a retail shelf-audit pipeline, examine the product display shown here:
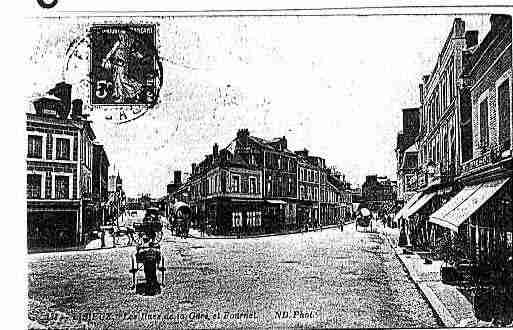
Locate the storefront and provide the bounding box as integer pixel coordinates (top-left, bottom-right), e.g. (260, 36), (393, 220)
(429, 178), (512, 265)
(27, 201), (80, 250)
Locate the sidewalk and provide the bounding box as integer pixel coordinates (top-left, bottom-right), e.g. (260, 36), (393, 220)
(376, 222), (479, 328)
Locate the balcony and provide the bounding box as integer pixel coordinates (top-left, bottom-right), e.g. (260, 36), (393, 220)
(459, 142), (511, 176)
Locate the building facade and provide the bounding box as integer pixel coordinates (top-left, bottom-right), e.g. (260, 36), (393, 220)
(296, 149), (321, 228)
(396, 16), (512, 267)
(395, 107), (420, 204)
(91, 143), (110, 230)
(430, 15), (512, 265)
(169, 129), (352, 235)
(397, 18), (479, 250)
(27, 82), (96, 250)
(361, 175), (397, 214)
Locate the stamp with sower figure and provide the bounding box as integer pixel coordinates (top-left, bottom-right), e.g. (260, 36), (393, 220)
(90, 24), (162, 108)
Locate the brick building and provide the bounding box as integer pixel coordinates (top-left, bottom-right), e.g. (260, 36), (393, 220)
(296, 149), (321, 228)
(169, 129), (352, 235)
(395, 15), (512, 266)
(27, 82), (96, 250)
(361, 175), (397, 214)
(395, 18), (480, 250)
(395, 107), (420, 203)
(430, 15), (512, 265)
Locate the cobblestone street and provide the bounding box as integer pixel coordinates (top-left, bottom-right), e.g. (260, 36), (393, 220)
(28, 225), (441, 329)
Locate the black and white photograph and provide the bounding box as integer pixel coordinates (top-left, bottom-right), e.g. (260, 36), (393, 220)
(13, 1), (513, 329)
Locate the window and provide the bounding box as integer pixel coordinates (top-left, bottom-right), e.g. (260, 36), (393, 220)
(232, 212), (243, 228)
(479, 97), (489, 148)
(231, 175), (240, 193)
(28, 135), (43, 158)
(300, 186), (305, 200)
(497, 78), (511, 151)
(56, 138), (71, 160)
(249, 177), (257, 194)
(55, 175), (70, 199)
(27, 174), (42, 199)
(255, 211), (262, 227)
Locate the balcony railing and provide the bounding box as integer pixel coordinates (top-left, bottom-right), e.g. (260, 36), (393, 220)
(459, 142), (510, 175)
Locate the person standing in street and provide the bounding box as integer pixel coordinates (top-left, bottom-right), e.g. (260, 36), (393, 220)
(339, 218), (344, 232)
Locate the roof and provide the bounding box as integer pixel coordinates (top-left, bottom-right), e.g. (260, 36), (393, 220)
(248, 136), (295, 155)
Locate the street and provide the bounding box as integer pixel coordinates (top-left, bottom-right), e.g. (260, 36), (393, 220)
(28, 224), (440, 329)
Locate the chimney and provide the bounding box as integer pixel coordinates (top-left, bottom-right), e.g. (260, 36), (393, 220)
(296, 148), (309, 158)
(281, 136), (287, 150)
(490, 14), (511, 31)
(71, 99), (83, 119)
(236, 128), (250, 146)
(452, 18), (465, 38)
(173, 171), (182, 185)
(33, 97), (61, 117)
(422, 75), (430, 85)
(48, 82), (72, 118)
(465, 30), (479, 49)
(213, 143), (219, 158)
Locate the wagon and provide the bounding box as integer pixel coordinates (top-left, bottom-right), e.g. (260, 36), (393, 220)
(356, 208), (373, 232)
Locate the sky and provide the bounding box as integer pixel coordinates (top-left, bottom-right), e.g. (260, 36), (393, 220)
(26, 14), (491, 197)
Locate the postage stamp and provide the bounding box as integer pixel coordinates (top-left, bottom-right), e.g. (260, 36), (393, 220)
(90, 24), (161, 107)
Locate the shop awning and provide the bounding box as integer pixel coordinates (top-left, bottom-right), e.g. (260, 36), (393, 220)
(266, 200), (287, 205)
(393, 192), (423, 222)
(429, 178), (510, 232)
(403, 192), (437, 219)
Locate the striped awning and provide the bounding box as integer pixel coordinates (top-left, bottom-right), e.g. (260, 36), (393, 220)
(393, 191), (422, 222)
(403, 191), (437, 219)
(429, 178), (510, 232)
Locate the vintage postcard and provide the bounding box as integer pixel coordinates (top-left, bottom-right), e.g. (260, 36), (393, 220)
(17, 1), (513, 329)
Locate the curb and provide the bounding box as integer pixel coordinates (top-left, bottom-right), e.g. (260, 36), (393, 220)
(379, 228), (451, 328)
(187, 224), (341, 240)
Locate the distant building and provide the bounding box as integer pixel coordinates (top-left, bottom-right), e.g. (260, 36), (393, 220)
(395, 107), (420, 203)
(27, 82), (97, 250)
(361, 175), (396, 213)
(169, 129), (353, 235)
(91, 143), (109, 229)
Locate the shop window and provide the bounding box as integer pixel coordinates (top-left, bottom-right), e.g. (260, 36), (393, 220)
(27, 174), (42, 199)
(28, 135), (43, 159)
